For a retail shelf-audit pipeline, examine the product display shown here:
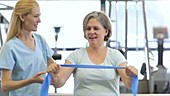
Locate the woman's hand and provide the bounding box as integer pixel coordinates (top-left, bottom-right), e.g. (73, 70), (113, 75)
(125, 65), (138, 77)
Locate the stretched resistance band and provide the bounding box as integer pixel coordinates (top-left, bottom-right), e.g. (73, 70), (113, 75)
(60, 64), (126, 69)
(40, 73), (51, 96)
(40, 64), (138, 96)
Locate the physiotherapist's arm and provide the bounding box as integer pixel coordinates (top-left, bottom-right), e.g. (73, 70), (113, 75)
(1, 69), (46, 92)
(47, 57), (56, 66)
(47, 57), (60, 73)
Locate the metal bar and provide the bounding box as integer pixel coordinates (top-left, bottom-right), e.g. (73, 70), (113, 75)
(0, 3), (13, 10)
(101, 0), (106, 12)
(135, 0), (139, 51)
(124, 0), (128, 59)
(142, 0), (152, 93)
(0, 13), (3, 47)
(108, 0), (112, 17)
(115, 0), (119, 48)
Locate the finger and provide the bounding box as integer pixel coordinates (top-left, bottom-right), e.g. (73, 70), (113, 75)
(47, 64), (59, 73)
(126, 67), (138, 76)
(37, 71), (47, 76)
(55, 64), (60, 73)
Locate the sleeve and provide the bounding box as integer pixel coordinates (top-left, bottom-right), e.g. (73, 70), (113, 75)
(65, 49), (83, 64)
(36, 34), (54, 60)
(44, 40), (54, 59)
(0, 44), (15, 71)
(111, 49), (127, 66)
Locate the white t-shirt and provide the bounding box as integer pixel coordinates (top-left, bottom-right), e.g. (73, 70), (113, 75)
(66, 48), (127, 96)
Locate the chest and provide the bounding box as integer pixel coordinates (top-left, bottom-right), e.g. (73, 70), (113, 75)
(22, 40), (35, 51)
(74, 68), (118, 82)
(87, 50), (107, 64)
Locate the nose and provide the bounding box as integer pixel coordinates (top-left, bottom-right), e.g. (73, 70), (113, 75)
(38, 17), (41, 23)
(89, 29), (95, 34)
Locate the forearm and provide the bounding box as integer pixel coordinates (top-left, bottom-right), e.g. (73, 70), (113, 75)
(47, 57), (55, 66)
(48, 60), (74, 88)
(52, 74), (65, 88)
(2, 78), (34, 92)
(124, 76), (133, 89)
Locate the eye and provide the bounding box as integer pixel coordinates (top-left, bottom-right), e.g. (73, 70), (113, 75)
(86, 27), (91, 31)
(93, 27), (99, 31)
(34, 15), (39, 18)
(34, 14), (40, 18)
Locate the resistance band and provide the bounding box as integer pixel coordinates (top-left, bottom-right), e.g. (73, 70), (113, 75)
(40, 73), (51, 96)
(132, 75), (138, 96)
(40, 64), (138, 96)
(60, 64), (126, 69)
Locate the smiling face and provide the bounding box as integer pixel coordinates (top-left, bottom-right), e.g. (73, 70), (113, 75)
(85, 18), (107, 47)
(21, 6), (41, 32)
(83, 11), (112, 46)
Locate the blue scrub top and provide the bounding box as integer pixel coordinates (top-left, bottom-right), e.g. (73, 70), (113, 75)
(0, 33), (54, 96)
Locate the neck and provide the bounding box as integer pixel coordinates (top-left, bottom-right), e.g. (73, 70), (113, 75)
(87, 46), (106, 53)
(18, 31), (33, 41)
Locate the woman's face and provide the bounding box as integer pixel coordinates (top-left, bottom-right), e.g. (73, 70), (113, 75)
(22, 6), (41, 32)
(85, 18), (107, 47)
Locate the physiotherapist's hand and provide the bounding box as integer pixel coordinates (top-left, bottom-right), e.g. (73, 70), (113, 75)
(47, 62), (60, 74)
(31, 71), (46, 83)
(47, 63), (60, 85)
(125, 65), (138, 77)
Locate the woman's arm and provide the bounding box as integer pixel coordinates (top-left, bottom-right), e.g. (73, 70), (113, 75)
(117, 62), (138, 89)
(47, 60), (74, 88)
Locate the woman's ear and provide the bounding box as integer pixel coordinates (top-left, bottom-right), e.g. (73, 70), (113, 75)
(19, 15), (24, 22)
(105, 30), (108, 36)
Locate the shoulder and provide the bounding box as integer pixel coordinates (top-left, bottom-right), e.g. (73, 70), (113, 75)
(68, 48), (86, 57)
(75, 48), (86, 52)
(0, 37), (19, 53)
(3, 37), (18, 48)
(107, 47), (125, 57)
(66, 48), (86, 64)
(33, 33), (44, 40)
(73, 48), (86, 54)
(33, 33), (47, 43)
(107, 47), (120, 54)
